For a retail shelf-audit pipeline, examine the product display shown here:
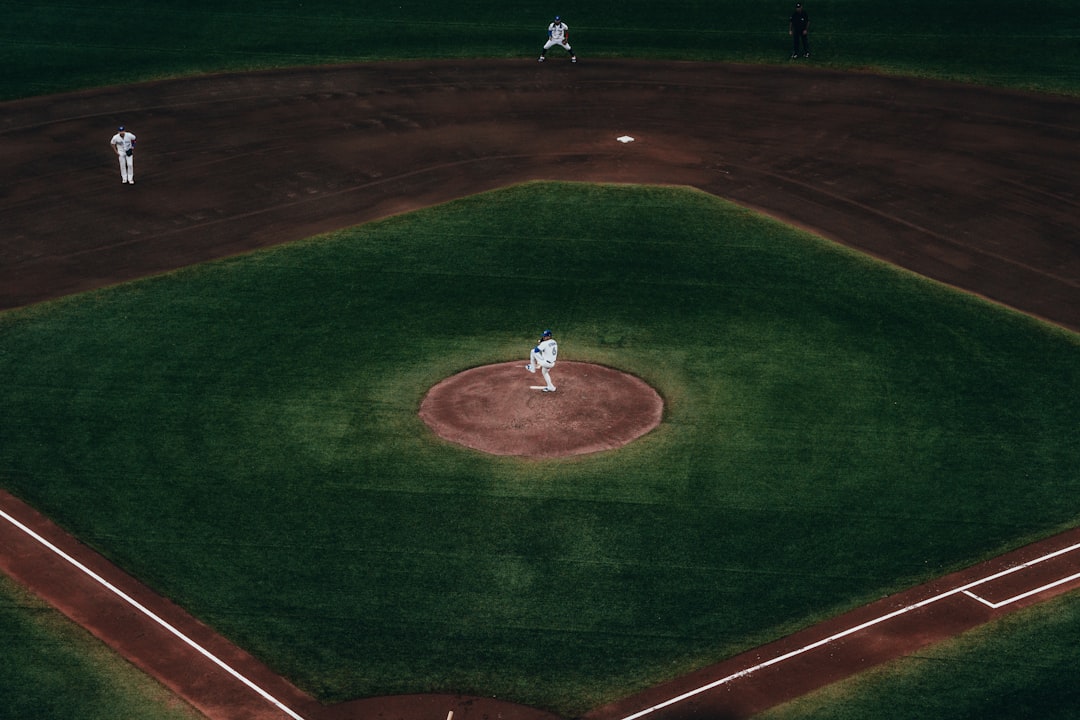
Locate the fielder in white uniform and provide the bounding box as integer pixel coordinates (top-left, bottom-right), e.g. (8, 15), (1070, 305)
(525, 329), (559, 392)
(109, 126), (137, 184)
(539, 16), (577, 63)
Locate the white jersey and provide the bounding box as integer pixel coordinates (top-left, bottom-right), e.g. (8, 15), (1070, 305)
(548, 22), (568, 43)
(111, 132), (136, 155)
(535, 338), (558, 367)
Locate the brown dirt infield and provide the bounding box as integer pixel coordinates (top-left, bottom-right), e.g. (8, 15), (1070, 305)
(418, 361), (664, 458)
(2, 59), (1079, 720)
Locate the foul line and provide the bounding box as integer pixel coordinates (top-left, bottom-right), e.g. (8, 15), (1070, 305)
(5, 494), (1078, 720)
(619, 541), (1080, 720)
(0, 507), (307, 720)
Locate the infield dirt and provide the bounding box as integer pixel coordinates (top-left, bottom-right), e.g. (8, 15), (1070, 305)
(1, 60), (1079, 720)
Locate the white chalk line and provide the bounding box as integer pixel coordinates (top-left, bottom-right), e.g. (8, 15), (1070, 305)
(0, 507), (307, 720)
(965, 570), (1080, 609)
(618, 540), (1080, 720)
(5, 496), (1079, 720)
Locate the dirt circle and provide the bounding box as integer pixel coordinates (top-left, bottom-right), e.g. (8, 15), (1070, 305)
(418, 361), (664, 458)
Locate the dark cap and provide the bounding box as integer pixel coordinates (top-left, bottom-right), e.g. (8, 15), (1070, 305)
(118, 125), (125, 131)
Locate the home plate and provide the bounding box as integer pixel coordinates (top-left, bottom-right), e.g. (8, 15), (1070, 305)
(616, 135), (635, 143)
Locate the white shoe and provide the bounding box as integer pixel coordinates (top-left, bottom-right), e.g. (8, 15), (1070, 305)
(538, 56), (545, 63)
(542, 387), (556, 393)
(525, 364), (535, 373)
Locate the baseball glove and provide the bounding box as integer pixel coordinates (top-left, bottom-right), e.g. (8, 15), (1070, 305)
(125, 149), (133, 157)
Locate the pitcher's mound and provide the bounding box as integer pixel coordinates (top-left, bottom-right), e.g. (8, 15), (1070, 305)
(419, 361), (664, 458)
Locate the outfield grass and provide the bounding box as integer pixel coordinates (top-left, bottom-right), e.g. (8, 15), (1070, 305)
(1, 0), (1078, 100)
(2, 183), (1078, 716)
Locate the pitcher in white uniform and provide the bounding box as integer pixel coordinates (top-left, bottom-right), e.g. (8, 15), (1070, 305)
(525, 329), (559, 392)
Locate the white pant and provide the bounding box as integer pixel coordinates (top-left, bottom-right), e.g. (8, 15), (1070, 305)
(543, 39), (572, 52)
(530, 350), (556, 390)
(117, 152), (134, 183)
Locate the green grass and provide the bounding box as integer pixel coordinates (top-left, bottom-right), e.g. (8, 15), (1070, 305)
(2, 2), (1079, 716)
(0, 574), (203, 720)
(1, 0), (1078, 99)
(2, 183), (1078, 716)
(758, 591), (1080, 720)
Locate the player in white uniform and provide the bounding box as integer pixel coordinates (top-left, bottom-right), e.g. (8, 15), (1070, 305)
(525, 329), (559, 392)
(539, 16), (577, 63)
(109, 126), (137, 184)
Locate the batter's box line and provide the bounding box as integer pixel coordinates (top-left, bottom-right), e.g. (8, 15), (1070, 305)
(963, 570), (1080, 609)
(617, 540), (1080, 720)
(954, 540), (1080, 609)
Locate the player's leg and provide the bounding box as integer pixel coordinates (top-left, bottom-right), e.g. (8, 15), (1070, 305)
(126, 154), (134, 184)
(563, 41), (577, 62)
(540, 366), (555, 391)
(526, 349), (538, 372)
(117, 154), (128, 183)
(540, 38), (557, 61)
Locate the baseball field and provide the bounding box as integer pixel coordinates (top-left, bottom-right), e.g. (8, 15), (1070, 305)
(2, 2), (1079, 720)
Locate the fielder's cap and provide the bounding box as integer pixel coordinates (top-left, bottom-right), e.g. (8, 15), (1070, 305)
(541, 329), (552, 337)
(118, 125), (125, 130)
(795, 3), (802, 7)
(554, 15), (561, 21)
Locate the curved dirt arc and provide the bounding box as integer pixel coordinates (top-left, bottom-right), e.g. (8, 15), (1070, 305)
(418, 360), (665, 458)
(2, 61), (1077, 332)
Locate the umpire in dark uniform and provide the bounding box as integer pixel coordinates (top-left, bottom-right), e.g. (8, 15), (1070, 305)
(789, 2), (811, 58)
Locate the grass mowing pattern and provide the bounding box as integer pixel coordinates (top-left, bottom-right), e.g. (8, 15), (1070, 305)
(1, 0), (1078, 99)
(1, 183), (1078, 715)
(0, 575), (203, 720)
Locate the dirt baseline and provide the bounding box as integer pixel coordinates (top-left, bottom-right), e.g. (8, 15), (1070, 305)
(1, 59), (1079, 720)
